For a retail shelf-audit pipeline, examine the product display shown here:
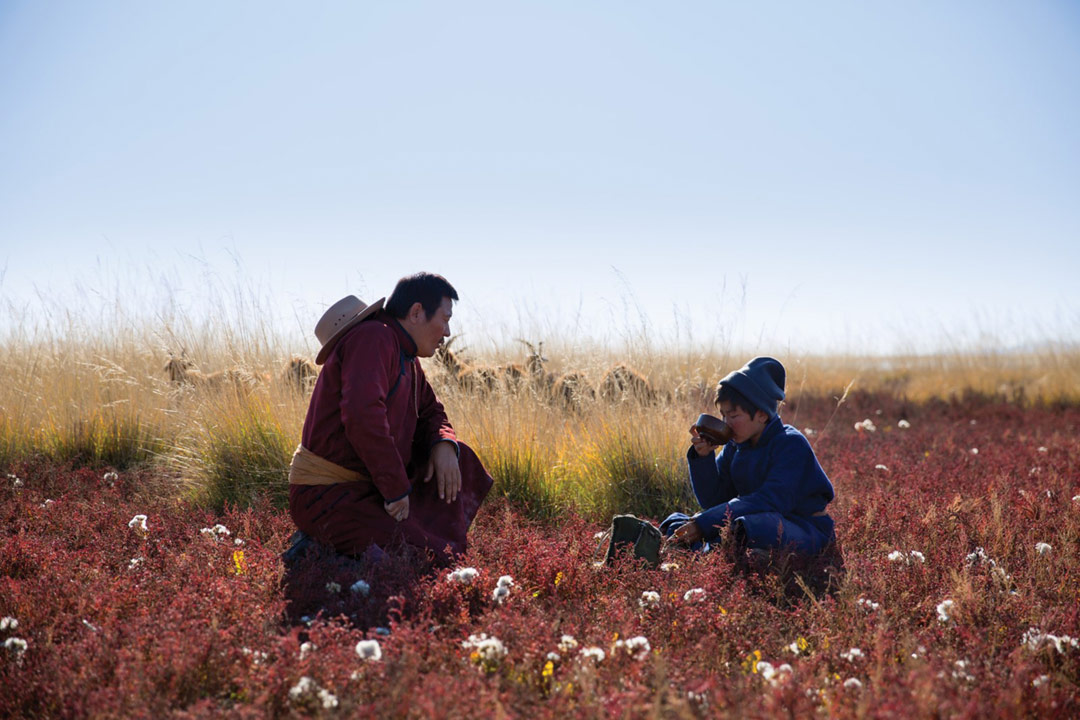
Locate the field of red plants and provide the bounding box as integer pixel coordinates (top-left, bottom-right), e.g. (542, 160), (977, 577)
(2, 393), (1078, 718)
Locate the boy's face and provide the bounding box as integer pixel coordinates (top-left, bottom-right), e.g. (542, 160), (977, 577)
(717, 401), (770, 446)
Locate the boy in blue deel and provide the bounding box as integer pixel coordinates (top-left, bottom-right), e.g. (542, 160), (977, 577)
(661, 356), (836, 556)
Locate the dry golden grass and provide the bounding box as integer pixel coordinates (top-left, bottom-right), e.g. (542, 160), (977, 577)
(2, 304), (1077, 513)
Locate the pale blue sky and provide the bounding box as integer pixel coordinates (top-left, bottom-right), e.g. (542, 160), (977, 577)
(2, 1), (1078, 354)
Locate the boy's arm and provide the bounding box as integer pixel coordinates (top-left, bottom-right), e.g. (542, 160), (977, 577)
(686, 443), (736, 511)
(693, 436), (814, 540)
(723, 435), (815, 519)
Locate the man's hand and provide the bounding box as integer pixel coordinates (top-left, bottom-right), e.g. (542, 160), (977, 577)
(690, 428), (719, 457)
(424, 441), (461, 503)
(384, 496), (409, 522)
(668, 519), (704, 547)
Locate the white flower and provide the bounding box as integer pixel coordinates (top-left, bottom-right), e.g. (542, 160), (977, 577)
(128, 557), (144, 570)
(128, 514), (148, 533)
(803, 427), (815, 436)
(496, 575), (514, 588)
(1073, 495), (1080, 503)
(1037, 446), (1048, 453)
(8, 474), (24, 488)
(757, 661), (793, 686)
(936, 599), (955, 623)
(447, 567), (479, 584)
(356, 639), (382, 661)
(843, 677), (863, 691)
(0, 616), (17, 632)
(350, 580), (371, 596)
(288, 676), (316, 702)
(492, 585), (511, 604)
(970, 448), (979, 455)
(1033, 675), (1050, 688)
(299, 641), (316, 660)
(4, 637), (28, 664)
(639, 590), (661, 610)
(317, 688), (339, 710)
(888, 550), (925, 565)
(241, 647), (268, 665)
(325, 582), (341, 594)
(840, 647), (864, 662)
(659, 562), (679, 572)
(579, 646), (605, 663)
(462, 633), (507, 662)
(615, 635), (651, 661)
(41, 499), (54, 507)
(875, 464), (888, 471)
(854, 419), (877, 433)
(965, 547), (994, 567)
(1022, 627), (1079, 654)
(234, 538), (244, 546)
(200, 524), (231, 540)
(557, 634), (578, 653)
(546, 651), (561, 662)
(1035, 542), (1052, 556)
(898, 419), (911, 429)
(857, 597), (880, 612)
(103, 471), (119, 485)
(683, 587), (706, 603)
(951, 659), (975, 683)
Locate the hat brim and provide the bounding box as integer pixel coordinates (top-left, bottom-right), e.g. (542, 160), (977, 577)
(315, 297), (385, 365)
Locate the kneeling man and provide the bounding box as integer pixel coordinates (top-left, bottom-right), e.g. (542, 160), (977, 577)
(288, 272), (492, 564)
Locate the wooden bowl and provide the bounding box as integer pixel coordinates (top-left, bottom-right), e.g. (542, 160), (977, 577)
(692, 413), (733, 445)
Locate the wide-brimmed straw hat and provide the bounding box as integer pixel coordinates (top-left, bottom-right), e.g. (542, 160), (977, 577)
(314, 295), (385, 365)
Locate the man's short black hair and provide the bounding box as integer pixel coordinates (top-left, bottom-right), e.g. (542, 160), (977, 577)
(385, 272), (458, 320)
(715, 383), (776, 418)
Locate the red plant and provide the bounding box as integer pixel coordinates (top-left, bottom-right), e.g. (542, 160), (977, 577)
(1, 396), (1078, 717)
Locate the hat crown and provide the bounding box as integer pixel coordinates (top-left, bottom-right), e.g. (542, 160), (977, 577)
(313, 295), (386, 365)
(718, 356), (786, 417)
(314, 296), (368, 347)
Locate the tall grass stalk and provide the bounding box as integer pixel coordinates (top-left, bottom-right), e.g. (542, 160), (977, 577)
(3, 277), (1079, 515)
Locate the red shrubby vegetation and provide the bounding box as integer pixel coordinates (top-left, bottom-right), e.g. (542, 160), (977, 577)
(2, 394), (1078, 717)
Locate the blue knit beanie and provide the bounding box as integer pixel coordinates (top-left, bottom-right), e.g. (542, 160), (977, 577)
(718, 356), (786, 418)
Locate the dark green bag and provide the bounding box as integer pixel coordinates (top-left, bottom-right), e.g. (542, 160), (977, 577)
(596, 514), (662, 568)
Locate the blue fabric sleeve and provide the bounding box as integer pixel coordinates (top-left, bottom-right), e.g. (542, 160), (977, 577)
(686, 444), (737, 539)
(723, 434), (812, 519)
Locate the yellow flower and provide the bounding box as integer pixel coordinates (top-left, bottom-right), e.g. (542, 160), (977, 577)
(797, 636), (810, 653)
(554, 571), (564, 586)
(742, 650), (762, 674)
(542, 660), (554, 678)
(718, 605), (728, 615)
(232, 550), (246, 574)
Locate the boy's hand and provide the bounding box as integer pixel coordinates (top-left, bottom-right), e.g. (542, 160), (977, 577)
(690, 428), (719, 457)
(668, 520), (704, 546)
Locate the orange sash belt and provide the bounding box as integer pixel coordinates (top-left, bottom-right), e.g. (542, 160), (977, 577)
(288, 445), (367, 485)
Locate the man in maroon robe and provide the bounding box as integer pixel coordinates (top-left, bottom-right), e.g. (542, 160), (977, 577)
(286, 272), (493, 565)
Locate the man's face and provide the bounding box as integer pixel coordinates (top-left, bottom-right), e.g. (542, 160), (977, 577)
(717, 401), (769, 445)
(407, 297), (453, 358)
